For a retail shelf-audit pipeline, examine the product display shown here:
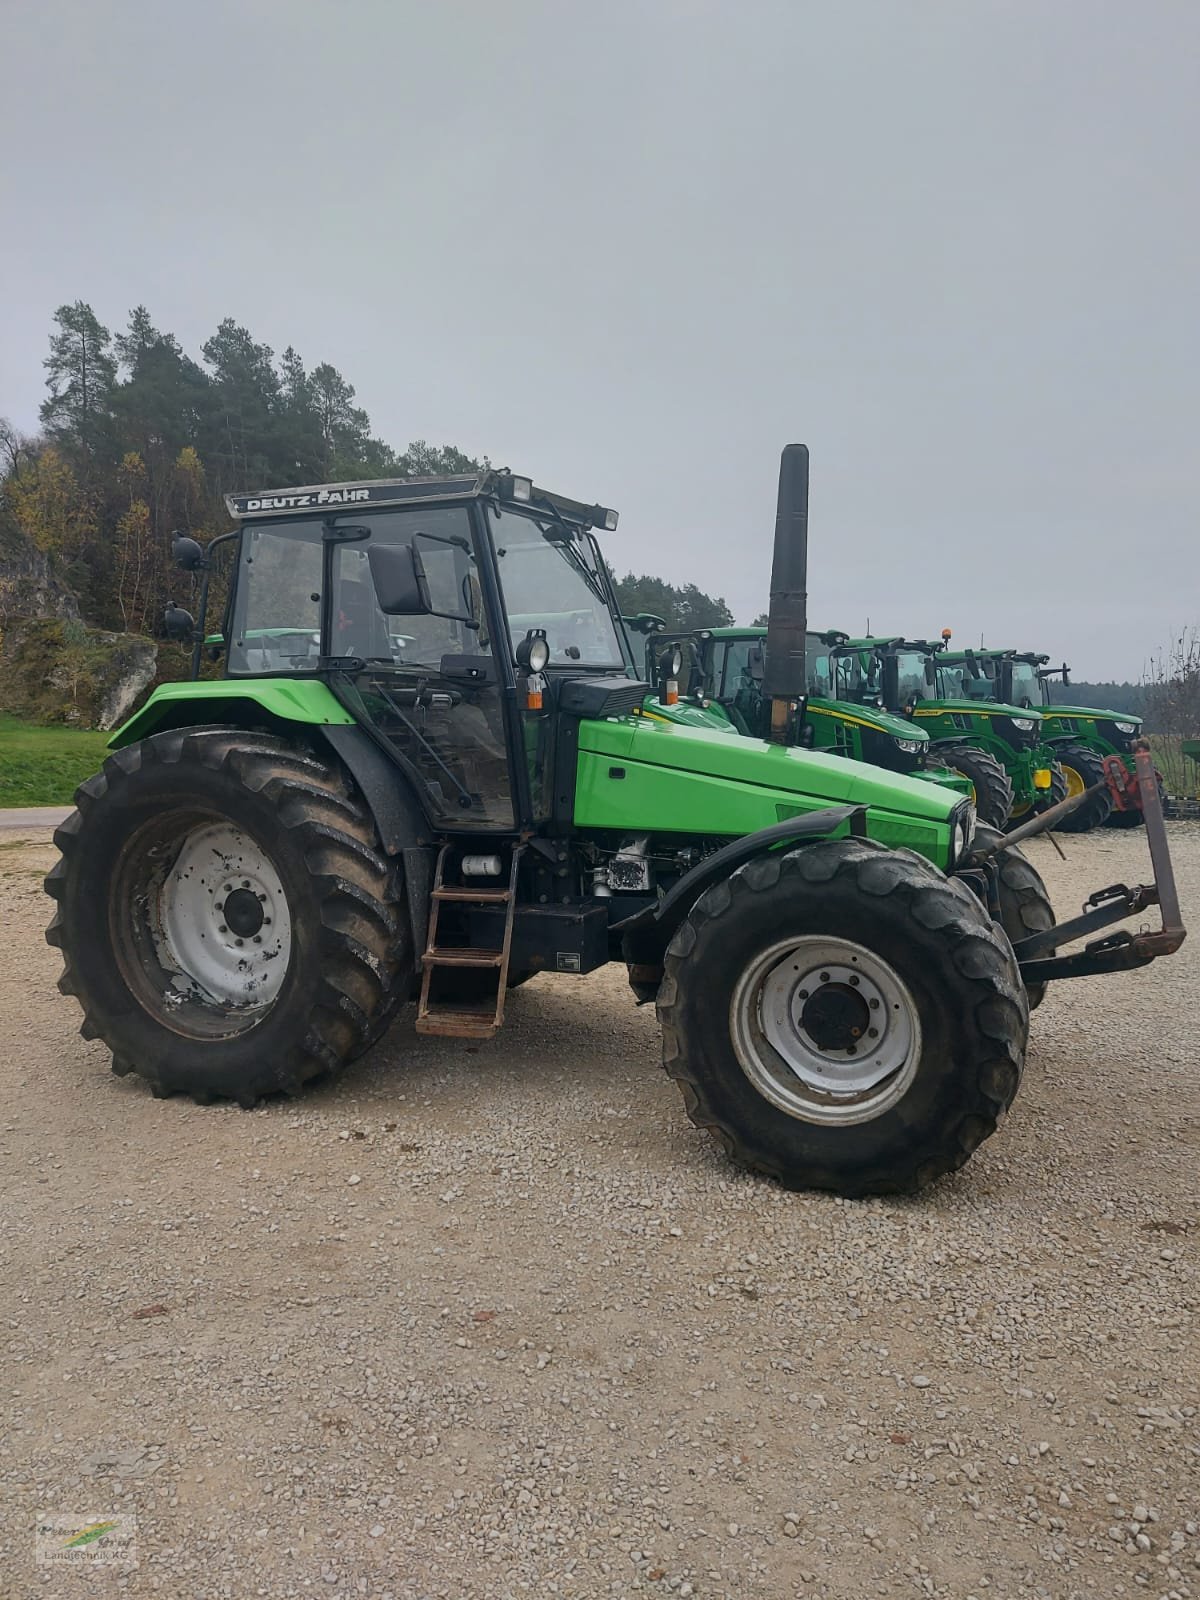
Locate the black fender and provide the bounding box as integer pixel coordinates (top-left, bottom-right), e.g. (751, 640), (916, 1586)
(318, 724), (436, 961)
(615, 805), (867, 984)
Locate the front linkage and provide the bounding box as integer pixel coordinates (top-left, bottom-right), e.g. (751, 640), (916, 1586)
(972, 744), (1185, 984)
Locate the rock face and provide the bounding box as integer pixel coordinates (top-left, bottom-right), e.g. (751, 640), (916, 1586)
(0, 618), (158, 730)
(0, 529), (80, 625)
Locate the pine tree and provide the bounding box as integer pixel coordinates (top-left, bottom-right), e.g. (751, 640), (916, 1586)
(40, 302), (118, 470)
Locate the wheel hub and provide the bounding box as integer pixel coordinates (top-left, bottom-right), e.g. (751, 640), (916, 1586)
(221, 886), (266, 939)
(152, 822), (292, 1011)
(798, 982), (870, 1051)
(730, 937), (922, 1125)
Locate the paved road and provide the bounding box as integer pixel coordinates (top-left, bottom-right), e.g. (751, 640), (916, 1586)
(0, 806), (71, 832)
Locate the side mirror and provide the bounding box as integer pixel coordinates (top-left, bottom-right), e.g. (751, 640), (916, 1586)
(368, 543), (432, 616)
(164, 603), (195, 642)
(924, 658), (936, 687)
(171, 533), (206, 572)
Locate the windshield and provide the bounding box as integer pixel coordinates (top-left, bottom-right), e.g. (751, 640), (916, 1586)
(893, 649), (931, 708)
(1007, 658), (1041, 709)
(488, 506), (625, 669)
(825, 647), (874, 702)
(937, 660), (994, 700)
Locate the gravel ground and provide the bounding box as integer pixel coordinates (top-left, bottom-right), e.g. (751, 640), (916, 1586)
(0, 823), (1196, 1600)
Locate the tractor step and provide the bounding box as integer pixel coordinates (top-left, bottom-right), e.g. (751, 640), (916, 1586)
(415, 843), (524, 1040)
(414, 1009), (504, 1040)
(432, 887), (510, 903)
(423, 948), (504, 968)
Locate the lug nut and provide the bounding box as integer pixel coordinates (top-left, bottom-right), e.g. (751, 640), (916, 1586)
(848, 975), (860, 986)
(819, 971), (830, 982)
(218, 924), (227, 933)
(867, 1027), (879, 1039)
(869, 998), (880, 1010)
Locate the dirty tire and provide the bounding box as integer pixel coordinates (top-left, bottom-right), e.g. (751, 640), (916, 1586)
(973, 823), (1055, 1011)
(44, 727), (411, 1105)
(1052, 744), (1113, 833)
(928, 745), (1014, 830)
(656, 838), (1028, 1197)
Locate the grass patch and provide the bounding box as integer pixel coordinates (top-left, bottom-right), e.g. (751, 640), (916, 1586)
(0, 715), (109, 806)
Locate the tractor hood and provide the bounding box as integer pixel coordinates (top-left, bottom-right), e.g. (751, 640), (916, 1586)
(914, 699), (1043, 723)
(1045, 704), (1140, 726)
(807, 696), (927, 742)
(578, 714), (957, 822)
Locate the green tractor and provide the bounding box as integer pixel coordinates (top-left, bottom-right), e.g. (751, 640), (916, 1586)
(626, 623), (972, 804)
(43, 447), (1185, 1197)
(996, 652), (1156, 831)
(833, 635), (1058, 831)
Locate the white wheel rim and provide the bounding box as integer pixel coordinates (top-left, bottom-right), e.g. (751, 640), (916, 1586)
(151, 822), (292, 1012)
(729, 935), (922, 1126)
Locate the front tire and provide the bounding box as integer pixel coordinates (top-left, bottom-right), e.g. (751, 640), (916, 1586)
(45, 728), (411, 1106)
(928, 745), (1014, 829)
(972, 823), (1055, 1011)
(657, 839), (1028, 1196)
(1053, 744), (1113, 832)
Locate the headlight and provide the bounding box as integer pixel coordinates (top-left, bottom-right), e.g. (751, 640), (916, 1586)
(894, 737), (922, 754)
(1115, 721), (1138, 735)
(1011, 716), (1037, 732)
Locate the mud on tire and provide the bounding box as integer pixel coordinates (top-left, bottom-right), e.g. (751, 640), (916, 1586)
(45, 727), (411, 1106)
(656, 838), (1028, 1197)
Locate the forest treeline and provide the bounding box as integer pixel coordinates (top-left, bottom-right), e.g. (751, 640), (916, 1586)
(0, 301), (735, 643)
(0, 302), (487, 637)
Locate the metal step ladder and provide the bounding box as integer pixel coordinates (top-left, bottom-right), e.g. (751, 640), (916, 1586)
(415, 844), (524, 1039)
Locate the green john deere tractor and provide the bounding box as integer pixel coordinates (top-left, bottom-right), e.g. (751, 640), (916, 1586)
(43, 447), (1185, 1197)
(832, 636), (1059, 831)
(627, 623), (972, 804)
(997, 652), (1157, 831)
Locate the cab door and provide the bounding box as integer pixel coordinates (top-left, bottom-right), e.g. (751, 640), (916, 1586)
(327, 505), (516, 831)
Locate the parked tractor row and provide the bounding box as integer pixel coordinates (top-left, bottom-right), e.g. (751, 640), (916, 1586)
(627, 625), (1153, 835)
(44, 447), (1185, 1198)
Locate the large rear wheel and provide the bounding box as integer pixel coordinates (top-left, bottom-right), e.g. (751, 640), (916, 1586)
(1052, 744), (1113, 833)
(928, 745), (1013, 829)
(45, 728), (411, 1105)
(657, 839), (1028, 1196)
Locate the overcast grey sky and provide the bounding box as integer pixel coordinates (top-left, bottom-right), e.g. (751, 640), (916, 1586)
(1, 0), (1196, 678)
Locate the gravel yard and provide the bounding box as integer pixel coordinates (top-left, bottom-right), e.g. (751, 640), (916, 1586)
(0, 822), (1196, 1600)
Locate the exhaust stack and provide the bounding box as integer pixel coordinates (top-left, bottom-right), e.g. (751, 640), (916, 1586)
(762, 443), (809, 743)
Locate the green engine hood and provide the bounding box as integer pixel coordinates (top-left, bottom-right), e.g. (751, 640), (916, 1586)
(914, 698), (1043, 722)
(1044, 704), (1138, 726)
(807, 695), (927, 741)
(576, 714), (959, 828)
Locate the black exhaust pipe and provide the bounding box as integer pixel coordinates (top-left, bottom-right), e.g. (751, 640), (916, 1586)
(762, 443), (809, 742)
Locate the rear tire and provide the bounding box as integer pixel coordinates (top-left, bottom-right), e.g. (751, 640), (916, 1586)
(1053, 744), (1113, 833)
(928, 745), (1013, 829)
(45, 727), (412, 1106)
(657, 839), (1028, 1196)
(972, 823), (1055, 1011)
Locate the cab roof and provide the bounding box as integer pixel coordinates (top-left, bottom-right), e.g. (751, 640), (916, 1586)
(225, 469), (618, 531)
